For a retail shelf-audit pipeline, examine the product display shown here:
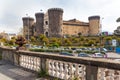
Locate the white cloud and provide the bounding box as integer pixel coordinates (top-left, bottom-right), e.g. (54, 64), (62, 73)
(0, 0), (120, 33)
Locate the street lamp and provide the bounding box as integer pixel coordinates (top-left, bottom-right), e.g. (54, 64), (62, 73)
(99, 17), (104, 53)
(26, 14), (30, 42)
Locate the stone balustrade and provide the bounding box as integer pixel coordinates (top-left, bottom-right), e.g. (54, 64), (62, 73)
(0, 47), (120, 80)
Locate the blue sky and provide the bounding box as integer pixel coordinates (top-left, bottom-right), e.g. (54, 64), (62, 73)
(0, 0), (120, 33)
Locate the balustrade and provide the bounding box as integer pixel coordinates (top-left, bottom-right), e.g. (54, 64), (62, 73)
(1, 47), (120, 80)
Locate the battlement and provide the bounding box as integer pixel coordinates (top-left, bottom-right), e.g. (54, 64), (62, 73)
(35, 12), (44, 17)
(48, 8), (63, 13)
(88, 16), (100, 20)
(22, 17), (34, 21)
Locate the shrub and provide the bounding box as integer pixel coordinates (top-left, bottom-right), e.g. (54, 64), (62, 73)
(38, 69), (48, 77)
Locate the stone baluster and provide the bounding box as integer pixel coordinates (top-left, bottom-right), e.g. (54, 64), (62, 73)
(23, 55), (25, 67)
(31, 57), (34, 70)
(54, 61), (59, 77)
(115, 71), (120, 80)
(69, 63), (74, 79)
(30, 56), (32, 70)
(98, 68), (106, 80)
(78, 65), (83, 79)
(34, 57), (37, 71)
(32, 57), (35, 70)
(36, 58), (40, 71)
(48, 60), (52, 75)
(25, 56), (27, 68)
(25, 56), (28, 68)
(82, 65), (86, 80)
(24, 56), (26, 68)
(74, 64), (79, 79)
(107, 69), (114, 80)
(51, 61), (55, 76)
(64, 63), (69, 80)
(56, 62), (60, 78)
(59, 62), (64, 79)
(28, 56), (30, 69)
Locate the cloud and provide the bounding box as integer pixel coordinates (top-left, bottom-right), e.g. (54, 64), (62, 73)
(0, 0), (119, 33)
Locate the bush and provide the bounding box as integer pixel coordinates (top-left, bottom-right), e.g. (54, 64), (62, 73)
(29, 48), (61, 53)
(38, 69), (48, 77)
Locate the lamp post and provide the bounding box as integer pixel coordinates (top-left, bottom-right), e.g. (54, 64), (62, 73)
(99, 17), (104, 53)
(26, 14), (30, 42)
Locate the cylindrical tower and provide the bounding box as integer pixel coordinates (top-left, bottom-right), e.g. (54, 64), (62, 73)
(88, 16), (100, 36)
(22, 17), (34, 39)
(48, 8), (63, 37)
(35, 12), (44, 37)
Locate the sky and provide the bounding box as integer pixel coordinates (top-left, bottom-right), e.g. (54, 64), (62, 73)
(0, 0), (120, 34)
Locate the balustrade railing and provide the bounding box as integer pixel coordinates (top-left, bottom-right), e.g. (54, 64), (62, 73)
(1, 47), (120, 80)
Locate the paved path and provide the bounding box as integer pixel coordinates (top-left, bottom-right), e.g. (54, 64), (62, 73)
(0, 60), (37, 80)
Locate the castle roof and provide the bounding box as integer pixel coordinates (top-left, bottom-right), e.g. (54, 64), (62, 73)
(63, 19), (89, 26)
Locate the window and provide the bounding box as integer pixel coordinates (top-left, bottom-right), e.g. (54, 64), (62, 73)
(45, 21), (48, 25)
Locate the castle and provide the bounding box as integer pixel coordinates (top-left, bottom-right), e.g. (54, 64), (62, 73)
(22, 8), (100, 39)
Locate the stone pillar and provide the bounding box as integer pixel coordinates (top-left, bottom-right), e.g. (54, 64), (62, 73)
(14, 51), (20, 66)
(86, 65), (98, 80)
(40, 58), (48, 72)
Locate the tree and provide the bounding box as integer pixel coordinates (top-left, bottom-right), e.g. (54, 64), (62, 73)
(15, 35), (26, 50)
(116, 17), (120, 22)
(114, 18), (120, 35)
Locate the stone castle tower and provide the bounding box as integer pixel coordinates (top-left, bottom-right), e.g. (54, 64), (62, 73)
(88, 16), (100, 36)
(22, 8), (100, 39)
(35, 12), (44, 37)
(22, 17), (34, 39)
(48, 8), (63, 37)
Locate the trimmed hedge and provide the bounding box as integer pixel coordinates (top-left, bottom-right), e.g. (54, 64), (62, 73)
(29, 48), (73, 53)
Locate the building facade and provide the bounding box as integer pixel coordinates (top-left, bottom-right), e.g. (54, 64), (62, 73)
(22, 8), (100, 39)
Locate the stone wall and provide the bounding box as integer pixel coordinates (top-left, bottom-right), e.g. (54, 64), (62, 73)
(62, 24), (89, 36)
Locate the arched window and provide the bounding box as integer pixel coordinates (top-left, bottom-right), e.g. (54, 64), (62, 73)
(45, 32), (48, 37)
(45, 21), (48, 25)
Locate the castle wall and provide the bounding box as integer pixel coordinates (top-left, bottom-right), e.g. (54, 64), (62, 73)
(62, 24), (89, 36)
(43, 12), (49, 37)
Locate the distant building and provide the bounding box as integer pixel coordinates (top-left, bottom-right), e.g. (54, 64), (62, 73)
(102, 32), (108, 36)
(0, 32), (16, 40)
(22, 8), (100, 39)
(8, 33), (16, 40)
